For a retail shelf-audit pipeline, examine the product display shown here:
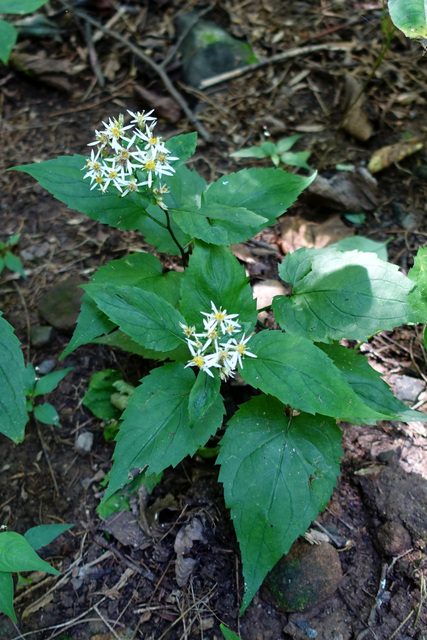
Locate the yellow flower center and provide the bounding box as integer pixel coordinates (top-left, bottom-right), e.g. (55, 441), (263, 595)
(192, 355), (205, 368)
(145, 160), (156, 171)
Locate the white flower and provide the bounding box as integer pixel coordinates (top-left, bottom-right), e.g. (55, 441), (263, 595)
(101, 116), (134, 152)
(184, 341), (218, 378)
(226, 333), (257, 369)
(127, 109), (157, 128)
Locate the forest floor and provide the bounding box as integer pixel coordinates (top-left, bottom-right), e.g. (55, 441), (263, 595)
(1, 1), (427, 639)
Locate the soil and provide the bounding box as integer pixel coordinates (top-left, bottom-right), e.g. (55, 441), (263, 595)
(1, 1), (427, 639)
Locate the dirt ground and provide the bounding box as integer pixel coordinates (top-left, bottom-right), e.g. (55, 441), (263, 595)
(1, 1), (427, 639)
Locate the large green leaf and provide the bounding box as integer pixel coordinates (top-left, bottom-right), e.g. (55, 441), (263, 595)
(0, 532), (59, 574)
(408, 246), (427, 322)
(0, 572), (15, 622)
(240, 331), (386, 422)
(204, 168), (316, 227)
(218, 395), (342, 612)
(179, 242), (257, 332)
(0, 0), (49, 13)
(0, 313), (28, 443)
(329, 236), (389, 262)
(174, 204), (267, 245)
(102, 363), (225, 502)
(24, 524), (73, 551)
(87, 285), (186, 353)
(164, 132), (198, 169)
(13, 155), (153, 230)
(0, 18), (17, 67)
(388, 0), (427, 40)
(188, 371), (221, 426)
(273, 248), (415, 343)
(63, 252), (172, 356)
(93, 330), (188, 361)
(320, 343), (427, 424)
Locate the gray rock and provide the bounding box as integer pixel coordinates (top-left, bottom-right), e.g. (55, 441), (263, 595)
(30, 325), (54, 347)
(262, 541), (343, 613)
(36, 358), (56, 375)
(75, 431), (94, 455)
(376, 521), (412, 556)
(390, 374), (425, 404)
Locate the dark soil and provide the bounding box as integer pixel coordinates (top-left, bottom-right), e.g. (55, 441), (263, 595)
(2, 1), (427, 639)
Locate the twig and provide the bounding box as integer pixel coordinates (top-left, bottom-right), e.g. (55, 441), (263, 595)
(57, 0), (211, 141)
(93, 604), (122, 640)
(35, 421), (59, 494)
(199, 42), (355, 89)
(355, 563), (388, 640)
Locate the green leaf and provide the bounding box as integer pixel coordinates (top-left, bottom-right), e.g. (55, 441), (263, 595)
(408, 246), (427, 322)
(220, 624), (242, 640)
(24, 524), (73, 551)
(102, 363), (225, 502)
(329, 236), (389, 261)
(204, 168), (316, 227)
(273, 248), (415, 342)
(0, 313), (28, 443)
(240, 331), (385, 422)
(4, 252), (26, 277)
(87, 285), (186, 353)
(174, 204), (268, 245)
(0, 531), (59, 574)
(62, 294), (115, 357)
(82, 369), (123, 420)
(320, 343), (427, 424)
(218, 395), (342, 612)
(0, 572), (16, 622)
(93, 329), (188, 361)
(180, 242), (257, 332)
(230, 144), (273, 160)
(13, 155), (153, 231)
(0, 257), (5, 274)
(164, 132), (198, 168)
(34, 367), (72, 397)
(388, 0), (427, 40)
(276, 135), (301, 153)
(33, 402), (60, 426)
(0, 0), (49, 14)
(0, 19), (17, 65)
(280, 150), (311, 170)
(188, 371), (221, 426)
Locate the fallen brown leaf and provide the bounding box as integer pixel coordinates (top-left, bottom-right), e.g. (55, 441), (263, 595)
(368, 138), (423, 173)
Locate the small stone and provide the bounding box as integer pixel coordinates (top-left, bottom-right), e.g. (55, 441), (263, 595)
(37, 275), (84, 333)
(30, 325), (54, 347)
(36, 358), (56, 375)
(252, 280), (288, 310)
(75, 432), (94, 455)
(390, 374), (425, 404)
(262, 541), (343, 613)
(376, 521), (412, 556)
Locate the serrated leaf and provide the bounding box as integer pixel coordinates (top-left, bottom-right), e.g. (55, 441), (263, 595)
(102, 363), (225, 502)
(174, 204), (268, 245)
(62, 293), (116, 357)
(240, 331), (385, 422)
(218, 395), (342, 612)
(34, 367), (72, 397)
(33, 402), (60, 426)
(0, 313), (28, 443)
(87, 285), (186, 353)
(408, 246), (427, 322)
(164, 132), (198, 168)
(388, 0), (427, 40)
(204, 168), (316, 227)
(0, 0), (49, 13)
(180, 242), (257, 332)
(0, 532), (59, 574)
(329, 236), (389, 261)
(24, 524), (73, 551)
(13, 155), (153, 230)
(319, 343), (427, 424)
(82, 369), (123, 420)
(273, 248), (415, 342)
(0, 572), (16, 622)
(188, 371), (221, 425)
(93, 330), (188, 361)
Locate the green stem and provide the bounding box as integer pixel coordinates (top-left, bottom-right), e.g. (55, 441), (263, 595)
(164, 209), (187, 266)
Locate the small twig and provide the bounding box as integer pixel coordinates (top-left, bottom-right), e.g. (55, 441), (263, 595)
(355, 563), (388, 640)
(389, 609), (414, 639)
(199, 42), (355, 89)
(35, 421), (59, 494)
(93, 604), (122, 640)
(83, 20), (105, 88)
(58, 0), (211, 141)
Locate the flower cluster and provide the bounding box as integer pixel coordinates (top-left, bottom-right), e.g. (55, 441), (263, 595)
(181, 302), (257, 381)
(82, 110), (178, 199)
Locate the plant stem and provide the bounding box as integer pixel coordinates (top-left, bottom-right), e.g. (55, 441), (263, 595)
(164, 209), (187, 266)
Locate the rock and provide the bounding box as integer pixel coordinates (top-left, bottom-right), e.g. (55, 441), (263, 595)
(252, 280), (288, 310)
(30, 325), (54, 347)
(262, 540), (343, 613)
(75, 431), (94, 455)
(37, 276), (84, 333)
(389, 374), (425, 404)
(36, 358), (56, 375)
(376, 521), (412, 556)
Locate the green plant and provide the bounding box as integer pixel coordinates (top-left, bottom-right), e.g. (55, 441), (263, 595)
(0, 523), (72, 622)
(230, 134), (312, 171)
(0, 233), (25, 278)
(0, 0), (49, 65)
(388, 0), (427, 43)
(0, 312), (72, 443)
(12, 109), (427, 612)
(220, 623), (242, 640)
